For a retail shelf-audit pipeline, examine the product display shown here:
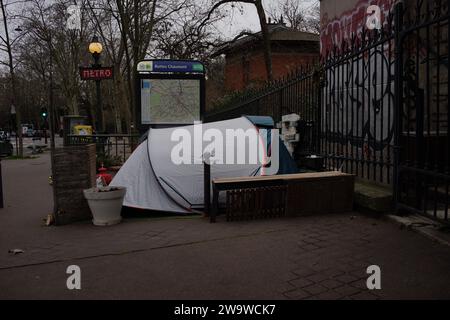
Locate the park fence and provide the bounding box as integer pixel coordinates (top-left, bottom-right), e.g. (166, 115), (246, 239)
(66, 134), (139, 166)
(205, 0), (450, 224)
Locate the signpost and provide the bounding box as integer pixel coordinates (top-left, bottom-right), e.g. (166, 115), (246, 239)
(137, 60), (204, 73)
(79, 66), (114, 132)
(79, 67), (114, 81)
(136, 59), (205, 134)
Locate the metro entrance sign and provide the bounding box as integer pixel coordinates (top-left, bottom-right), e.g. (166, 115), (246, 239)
(137, 60), (204, 73)
(79, 67), (114, 80)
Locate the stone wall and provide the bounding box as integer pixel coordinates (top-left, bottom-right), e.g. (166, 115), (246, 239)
(53, 144), (96, 225)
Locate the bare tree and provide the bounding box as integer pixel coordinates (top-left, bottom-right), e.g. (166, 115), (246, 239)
(268, 0), (320, 34)
(2, 0), (229, 137)
(0, 0), (23, 156)
(110, 0), (191, 129)
(199, 0), (274, 82)
(306, 2), (320, 34)
(19, 0), (94, 117)
(151, 4), (222, 61)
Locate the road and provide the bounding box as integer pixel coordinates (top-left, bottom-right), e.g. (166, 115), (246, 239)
(8, 136), (63, 156)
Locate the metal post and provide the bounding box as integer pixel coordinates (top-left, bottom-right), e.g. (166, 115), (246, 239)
(211, 184), (218, 223)
(203, 153), (211, 217)
(316, 72), (323, 155)
(393, 1), (404, 209)
(0, 157), (3, 209)
(48, 31), (57, 219)
(96, 79), (102, 132)
(15, 134), (18, 156)
(279, 89), (283, 122)
(93, 53), (103, 133)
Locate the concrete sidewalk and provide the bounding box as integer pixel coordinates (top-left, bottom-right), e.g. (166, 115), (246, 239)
(1, 154), (450, 299)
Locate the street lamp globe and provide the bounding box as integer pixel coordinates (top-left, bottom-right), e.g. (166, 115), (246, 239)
(89, 36), (103, 55)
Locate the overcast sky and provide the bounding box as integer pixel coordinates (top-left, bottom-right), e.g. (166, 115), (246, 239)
(1, 0), (319, 39)
(0, 0), (319, 65)
(212, 0), (319, 39)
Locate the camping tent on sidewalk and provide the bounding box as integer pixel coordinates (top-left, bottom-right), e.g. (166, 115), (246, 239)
(110, 116), (297, 213)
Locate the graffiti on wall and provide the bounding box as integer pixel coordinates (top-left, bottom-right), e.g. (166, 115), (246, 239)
(320, 0), (395, 54)
(320, 0), (396, 155)
(323, 46), (395, 152)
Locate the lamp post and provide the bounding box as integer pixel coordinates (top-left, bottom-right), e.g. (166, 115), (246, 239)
(89, 36), (103, 132)
(40, 107), (48, 144)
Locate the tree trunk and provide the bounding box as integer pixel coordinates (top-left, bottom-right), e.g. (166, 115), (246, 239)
(69, 93), (79, 115)
(255, 0), (273, 82)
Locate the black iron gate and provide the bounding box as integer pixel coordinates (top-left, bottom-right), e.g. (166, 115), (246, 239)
(395, 0), (450, 222)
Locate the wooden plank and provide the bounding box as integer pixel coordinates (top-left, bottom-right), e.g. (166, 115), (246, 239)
(285, 175), (355, 216)
(213, 171), (353, 185)
(213, 171), (354, 222)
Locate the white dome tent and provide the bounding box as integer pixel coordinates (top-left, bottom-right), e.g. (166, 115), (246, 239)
(110, 116), (298, 213)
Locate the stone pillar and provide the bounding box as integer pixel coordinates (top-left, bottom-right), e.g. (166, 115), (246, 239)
(53, 144), (96, 225)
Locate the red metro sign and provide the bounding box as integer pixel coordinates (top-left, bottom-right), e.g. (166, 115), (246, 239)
(80, 67), (114, 80)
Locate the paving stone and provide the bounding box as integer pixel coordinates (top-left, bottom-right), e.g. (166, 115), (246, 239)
(292, 268), (316, 277)
(307, 273), (330, 283)
(322, 268), (346, 278)
(311, 290), (345, 300)
(302, 238), (319, 244)
(277, 282), (297, 294)
(289, 277), (314, 288)
(335, 274), (359, 283)
(349, 291), (380, 300)
(334, 285), (362, 297)
(303, 284), (329, 295)
(301, 244), (321, 251)
(280, 272), (300, 282)
(283, 288), (311, 300)
(320, 279), (344, 290)
(349, 279), (369, 290)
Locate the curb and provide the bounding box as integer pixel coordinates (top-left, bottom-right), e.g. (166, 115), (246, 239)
(385, 214), (450, 248)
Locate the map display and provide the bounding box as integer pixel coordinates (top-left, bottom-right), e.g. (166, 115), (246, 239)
(141, 79), (200, 124)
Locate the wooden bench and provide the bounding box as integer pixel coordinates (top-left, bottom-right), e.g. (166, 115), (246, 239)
(210, 171), (355, 223)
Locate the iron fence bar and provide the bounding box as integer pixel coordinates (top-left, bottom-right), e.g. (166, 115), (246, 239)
(447, 0), (450, 220)
(66, 134), (139, 165)
(393, 1), (405, 208)
(324, 36), (395, 69)
(317, 78), (322, 155)
(206, 73), (316, 119)
(401, 11), (450, 35)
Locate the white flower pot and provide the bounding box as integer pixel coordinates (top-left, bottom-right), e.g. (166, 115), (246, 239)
(83, 187), (126, 226)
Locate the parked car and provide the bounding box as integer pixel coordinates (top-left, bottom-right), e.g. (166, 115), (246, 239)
(0, 140), (13, 157)
(25, 128), (36, 137)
